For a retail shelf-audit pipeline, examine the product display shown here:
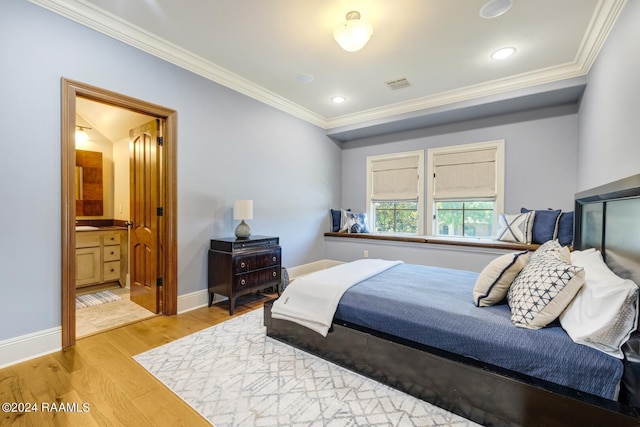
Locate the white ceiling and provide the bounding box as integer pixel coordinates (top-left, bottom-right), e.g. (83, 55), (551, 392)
(76, 97), (153, 143)
(36, 0), (626, 137)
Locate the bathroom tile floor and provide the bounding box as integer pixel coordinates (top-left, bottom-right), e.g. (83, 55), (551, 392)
(76, 286), (156, 338)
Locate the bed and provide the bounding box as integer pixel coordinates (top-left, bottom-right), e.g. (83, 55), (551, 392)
(264, 175), (640, 426)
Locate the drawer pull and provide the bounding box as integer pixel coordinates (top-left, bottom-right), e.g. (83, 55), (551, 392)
(110, 268), (115, 272)
(241, 279), (246, 285)
(110, 251), (115, 255)
(240, 262), (246, 268)
(272, 256), (277, 262)
(272, 271), (277, 277)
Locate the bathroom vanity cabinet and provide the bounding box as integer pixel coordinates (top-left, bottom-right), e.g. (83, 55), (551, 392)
(76, 229), (127, 288)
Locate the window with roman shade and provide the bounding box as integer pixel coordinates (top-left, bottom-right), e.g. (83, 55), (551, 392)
(366, 150), (425, 234)
(433, 147), (497, 200)
(426, 140), (504, 236)
(371, 155), (420, 201)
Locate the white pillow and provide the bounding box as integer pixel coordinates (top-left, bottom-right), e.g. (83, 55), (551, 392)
(473, 251), (530, 307)
(560, 250), (639, 358)
(496, 211), (535, 244)
(569, 248), (597, 263)
(507, 249), (585, 329)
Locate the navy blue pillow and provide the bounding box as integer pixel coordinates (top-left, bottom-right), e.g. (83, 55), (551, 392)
(557, 211), (574, 246)
(330, 209), (350, 232)
(520, 208), (561, 244)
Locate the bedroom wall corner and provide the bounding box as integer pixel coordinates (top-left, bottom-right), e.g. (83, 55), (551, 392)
(577, 0), (640, 191)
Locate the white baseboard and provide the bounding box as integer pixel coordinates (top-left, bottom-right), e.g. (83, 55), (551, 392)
(286, 259), (343, 280)
(177, 289), (223, 314)
(0, 327), (61, 369)
(1, 260), (341, 368)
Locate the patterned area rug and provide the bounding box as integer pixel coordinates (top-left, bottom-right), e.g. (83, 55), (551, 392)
(134, 308), (479, 427)
(76, 290), (121, 309)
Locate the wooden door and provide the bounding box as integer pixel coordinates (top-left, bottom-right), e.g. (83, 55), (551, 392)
(130, 119), (162, 313)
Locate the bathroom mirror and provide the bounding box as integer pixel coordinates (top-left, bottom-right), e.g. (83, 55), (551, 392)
(76, 149), (103, 216)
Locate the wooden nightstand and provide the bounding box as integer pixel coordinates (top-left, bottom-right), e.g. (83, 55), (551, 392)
(208, 236), (281, 315)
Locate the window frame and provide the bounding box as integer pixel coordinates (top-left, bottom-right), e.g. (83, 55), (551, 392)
(366, 150), (425, 235)
(426, 140), (505, 236)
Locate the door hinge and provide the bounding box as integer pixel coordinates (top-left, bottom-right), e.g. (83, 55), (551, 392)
(157, 277), (163, 287)
(157, 136), (164, 146)
(157, 207), (164, 216)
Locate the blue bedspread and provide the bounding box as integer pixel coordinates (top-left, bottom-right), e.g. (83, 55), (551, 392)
(334, 263), (623, 400)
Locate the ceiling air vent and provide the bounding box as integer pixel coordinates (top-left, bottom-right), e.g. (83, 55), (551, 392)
(385, 77), (411, 90)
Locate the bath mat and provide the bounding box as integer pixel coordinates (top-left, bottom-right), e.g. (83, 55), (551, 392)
(134, 307), (478, 427)
(76, 290), (121, 309)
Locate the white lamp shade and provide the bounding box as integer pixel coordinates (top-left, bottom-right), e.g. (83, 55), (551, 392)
(233, 200), (253, 220)
(334, 14), (373, 52)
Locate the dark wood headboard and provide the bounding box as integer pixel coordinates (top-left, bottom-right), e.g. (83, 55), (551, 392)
(569, 175), (640, 409)
(574, 174), (640, 285)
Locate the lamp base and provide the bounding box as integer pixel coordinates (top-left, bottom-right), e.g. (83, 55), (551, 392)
(235, 220), (251, 239)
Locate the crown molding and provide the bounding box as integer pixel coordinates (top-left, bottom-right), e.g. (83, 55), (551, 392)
(30, 0), (626, 131)
(325, 62), (586, 129)
(29, 0), (329, 128)
(326, 0), (626, 129)
(573, 0), (627, 73)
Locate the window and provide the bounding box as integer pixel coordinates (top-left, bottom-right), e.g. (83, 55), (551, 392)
(374, 201), (418, 233)
(366, 151), (424, 234)
(427, 140), (504, 237)
(435, 201), (495, 237)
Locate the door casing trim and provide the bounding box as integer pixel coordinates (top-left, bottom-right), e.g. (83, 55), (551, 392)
(61, 78), (178, 348)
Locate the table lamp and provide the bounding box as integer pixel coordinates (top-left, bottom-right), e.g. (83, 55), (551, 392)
(233, 200), (253, 239)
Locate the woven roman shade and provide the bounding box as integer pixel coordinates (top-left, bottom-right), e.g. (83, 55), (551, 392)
(371, 155), (419, 201)
(433, 148), (496, 199)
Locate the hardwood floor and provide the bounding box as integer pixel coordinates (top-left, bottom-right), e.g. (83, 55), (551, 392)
(0, 293), (276, 427)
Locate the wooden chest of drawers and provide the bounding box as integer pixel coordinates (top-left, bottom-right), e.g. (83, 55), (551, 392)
(208, 236), (281, 315)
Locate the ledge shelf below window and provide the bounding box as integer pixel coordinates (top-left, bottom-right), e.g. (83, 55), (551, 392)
(324, 232), (540, 252)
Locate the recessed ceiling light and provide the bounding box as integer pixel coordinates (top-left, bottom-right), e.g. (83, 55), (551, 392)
(295, 73), (314, 83)
(480, 0), (513, 19)
(491, 47), (516, 60)
(331, 96), (347, 104)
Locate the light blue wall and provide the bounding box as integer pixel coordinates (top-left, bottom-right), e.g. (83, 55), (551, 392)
(340, 106), (579, 215)
(331, 106), (579, 270)
(577, 0), (640, 191)
(0, 0), (341, 340)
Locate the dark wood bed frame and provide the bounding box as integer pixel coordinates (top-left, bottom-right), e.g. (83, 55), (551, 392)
(265, 174), (640, 426)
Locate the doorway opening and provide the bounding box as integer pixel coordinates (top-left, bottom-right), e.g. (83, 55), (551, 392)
(61, 78), (178, 348)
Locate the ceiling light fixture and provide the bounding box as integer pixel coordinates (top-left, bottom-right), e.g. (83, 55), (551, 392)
(491, 47), (516, 59)
(331, 96), (347, 104)
(75, 125), (91, 143)
(333, 11), (373, 52)
(480, 0), (513, 19)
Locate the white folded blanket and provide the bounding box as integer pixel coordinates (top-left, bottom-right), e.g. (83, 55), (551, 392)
(270, 258), (403, 336)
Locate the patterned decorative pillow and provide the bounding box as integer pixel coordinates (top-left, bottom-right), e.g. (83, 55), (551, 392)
(496, 211), (535, 243)
(330, 209), (350, 232)
(507, 250), (585, 329)
(340, 211), (370, 233)
(473, 250), (530, 307)
(520, 208), (561, 244)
